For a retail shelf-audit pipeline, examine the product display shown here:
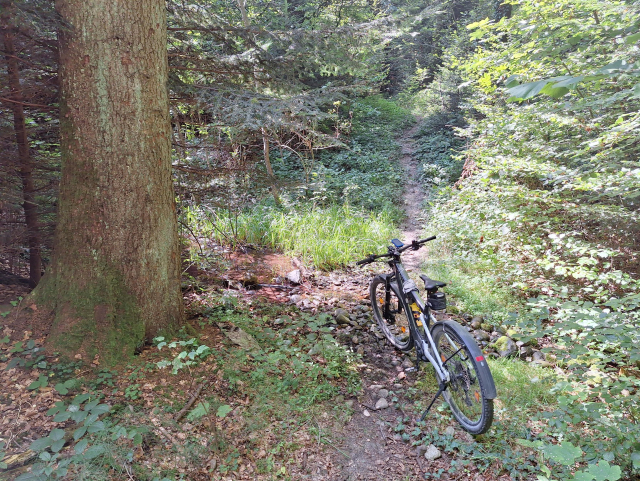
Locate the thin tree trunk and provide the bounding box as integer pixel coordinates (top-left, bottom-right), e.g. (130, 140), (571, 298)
(33, 0), (184, 362)
(1, 14), (42, 287)
(262, 128), (281, 205)
(237, 0), (281, 205)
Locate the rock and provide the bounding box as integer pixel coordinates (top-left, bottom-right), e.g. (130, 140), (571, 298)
(424, 445), (442, 461)
(481, 323), (494, 332)
(369, 384), (383, 390)
(351, 336), (359, 345)
(397, 372), (406, 380)
(363, 409), (370, 417)
(375, 398), (389, 410)
(470, 316), (483, 329)
(286, 269), (302, 284)
(532, 359), (553, 368)
(402, 358), (414, 369)
(345, 400), (354, 408)
(444, 426), (455, 436)
(494, 336), (517, 357)
(416, 445), (428, 457)
(532, 351), (544, 361)
(519, 346), (534, 359)
(290, 294), (302, 304)
(473, 330), (490, 342)
(393, 434), (402, 441)
(216, 322), (262, 355)
(356, 346), (365, 355)
(335, 308), (350, 325)
(378, 389), (389, 399)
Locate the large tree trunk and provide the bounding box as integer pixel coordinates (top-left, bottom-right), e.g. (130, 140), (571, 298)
(1, 11), (42, 288)
(34, 0), (184, 362)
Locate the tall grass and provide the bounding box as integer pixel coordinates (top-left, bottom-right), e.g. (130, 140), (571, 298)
(184, 205), (398, 270)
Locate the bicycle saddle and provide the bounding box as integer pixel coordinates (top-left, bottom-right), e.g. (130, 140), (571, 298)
(419, 274), (447, 290)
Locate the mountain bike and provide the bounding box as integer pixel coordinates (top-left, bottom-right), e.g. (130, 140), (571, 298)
(356, 237), (495, 434)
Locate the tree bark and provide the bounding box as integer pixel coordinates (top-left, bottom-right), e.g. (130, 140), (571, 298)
(33, 0), (184, 362)
(1, 12), (42, 287)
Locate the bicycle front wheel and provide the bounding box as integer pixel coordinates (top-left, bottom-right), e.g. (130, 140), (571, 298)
(370, 276), (413, 351)
(430, 322), (494, 434)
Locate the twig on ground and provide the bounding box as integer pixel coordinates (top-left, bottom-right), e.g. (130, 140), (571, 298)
(174, 381), (208, 422)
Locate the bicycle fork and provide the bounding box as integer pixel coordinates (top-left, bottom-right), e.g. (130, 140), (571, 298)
(415, 313), (452, 422)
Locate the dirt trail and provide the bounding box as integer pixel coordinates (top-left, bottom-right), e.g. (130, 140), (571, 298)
(397, 122), (429, 272)
(314, 121), (467, 481)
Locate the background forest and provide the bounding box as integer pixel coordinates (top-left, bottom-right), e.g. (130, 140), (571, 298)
(1, 0), (639, 479)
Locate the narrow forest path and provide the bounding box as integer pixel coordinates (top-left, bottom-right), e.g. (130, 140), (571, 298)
(397, 121), (429, 272)
(308, 121), (480, 481)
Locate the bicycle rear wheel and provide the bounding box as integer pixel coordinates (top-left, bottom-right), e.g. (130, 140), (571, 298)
(369, 276), (413, 351)
(430, 322), (494, 434)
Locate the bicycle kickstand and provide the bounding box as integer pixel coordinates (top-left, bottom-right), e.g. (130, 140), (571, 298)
(419, 381), (447, 422)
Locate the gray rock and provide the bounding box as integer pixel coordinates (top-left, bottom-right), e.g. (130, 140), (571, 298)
(532, 351), (544, 361)
(375, 398), (389, 410)
(378, 389), (389, 399)
(519, 346), (534, 359)
(369, 384), (383, 390)
(444, 426), (455, 436)
(351, 336), (359, 345)
(424, 444), (442, 461)
(290, 294), (302, 304)
(495, 336), (517, 358)
(335, 308), (350, 325)
(286, 269), (302, 284)
(470, 316), (483, 329)
(402, 358), (414, 369)
(473, 330), (490, 342)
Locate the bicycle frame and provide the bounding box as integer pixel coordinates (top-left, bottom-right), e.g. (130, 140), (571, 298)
(383, 251), (451, 384)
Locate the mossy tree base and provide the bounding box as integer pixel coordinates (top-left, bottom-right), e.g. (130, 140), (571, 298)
(36, 0), (184, 363)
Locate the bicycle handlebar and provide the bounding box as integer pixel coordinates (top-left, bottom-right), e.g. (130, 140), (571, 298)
(355, 236), (436, 265)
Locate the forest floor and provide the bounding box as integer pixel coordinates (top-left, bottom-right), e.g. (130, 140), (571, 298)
(0, 124), (505, 481)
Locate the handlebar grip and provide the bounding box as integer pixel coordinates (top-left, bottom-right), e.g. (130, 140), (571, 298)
(356, 256), (373, 266)
(419, 235), (436, 243)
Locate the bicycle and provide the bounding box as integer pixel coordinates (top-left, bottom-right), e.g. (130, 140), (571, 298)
(356, 236), (496, 435)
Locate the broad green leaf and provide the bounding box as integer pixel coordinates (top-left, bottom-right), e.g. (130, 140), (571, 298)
(540, 83), (569, 99)
(587, 461), (621, 481)
(73, 426), (87, 441)
(53, 412), (71, 422)
(597, 60), (634, 74)
(541, 441), (582, 465)
(83, 445), (105, 460)
(87, 421), (105, 433)
(625, 32), (640, 44)
(70, 410), (88, 423)
(133, 433), (143, 445)
(50, 439), (65, 453)
(572, 471), (594, 481)
(29, 437), (52, 452)
(507, 80), (551, 100)
(38, 451), (51, 462)
(54, 383), (69, 395)
(74, 439), (89, 455)
(91, 404), (111, 415)
(216, 404), (233, 418)
(186, 401), (210, 421)
(49, 429), (65, 441)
